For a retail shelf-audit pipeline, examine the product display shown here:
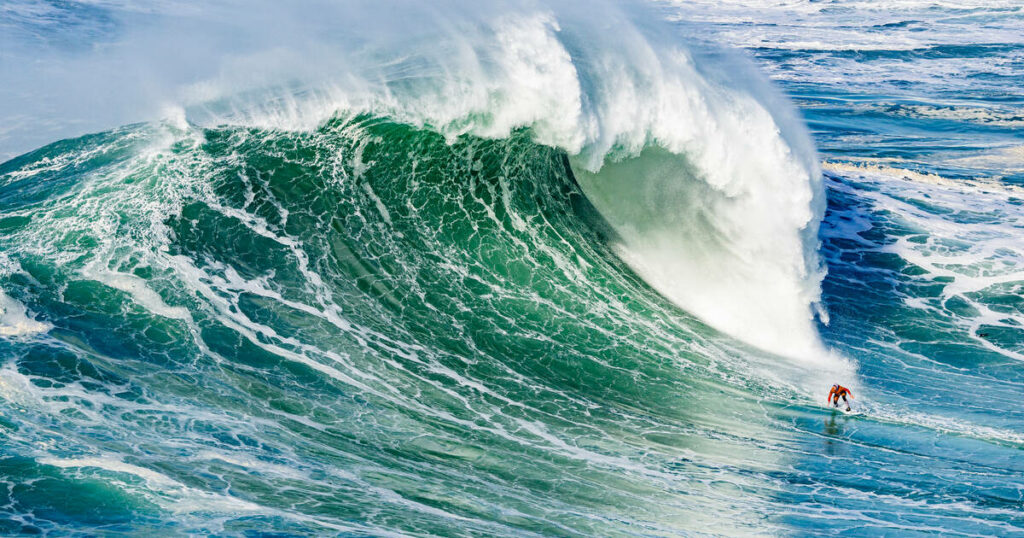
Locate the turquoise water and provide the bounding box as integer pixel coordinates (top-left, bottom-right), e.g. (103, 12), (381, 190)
(1, 1), (1022, 535)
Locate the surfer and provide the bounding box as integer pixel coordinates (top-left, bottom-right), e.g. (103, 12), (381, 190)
(827, 384), (853, 412)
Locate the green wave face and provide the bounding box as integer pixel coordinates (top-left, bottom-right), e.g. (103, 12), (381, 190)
(0, 118), (793, 535)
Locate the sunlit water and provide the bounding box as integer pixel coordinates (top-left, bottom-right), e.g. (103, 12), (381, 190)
(1, 1), (1021, 535)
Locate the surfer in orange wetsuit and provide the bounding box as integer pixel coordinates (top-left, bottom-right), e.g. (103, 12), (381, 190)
(827, 384), (853, 411)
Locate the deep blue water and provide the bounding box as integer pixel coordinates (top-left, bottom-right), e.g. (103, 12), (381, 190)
(0, 1), (1022, 535)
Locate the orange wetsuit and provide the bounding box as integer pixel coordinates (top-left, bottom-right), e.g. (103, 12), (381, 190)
(827, 385), (853, 407)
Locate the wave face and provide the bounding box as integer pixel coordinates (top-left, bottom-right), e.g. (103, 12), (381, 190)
(2, 0), (1023, 536)
(0, 0), (829, 359)
(0, 117), (824, 534)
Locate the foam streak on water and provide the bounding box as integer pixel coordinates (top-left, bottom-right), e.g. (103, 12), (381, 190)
(0, 0), (1023, 535)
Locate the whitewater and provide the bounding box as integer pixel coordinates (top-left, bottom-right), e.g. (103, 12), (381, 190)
(0, 0), (1022, 535)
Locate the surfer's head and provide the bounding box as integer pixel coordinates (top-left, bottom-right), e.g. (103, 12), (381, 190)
(832, 384), (839, 390)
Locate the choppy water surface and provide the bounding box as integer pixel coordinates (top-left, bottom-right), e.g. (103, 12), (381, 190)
(0, 1), (1022, 535)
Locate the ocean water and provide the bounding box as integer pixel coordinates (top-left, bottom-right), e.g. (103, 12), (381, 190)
(0, 1), (1022, 535)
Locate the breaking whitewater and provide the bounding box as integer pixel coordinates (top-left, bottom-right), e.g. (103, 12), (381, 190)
(1, 0), (1021, 535)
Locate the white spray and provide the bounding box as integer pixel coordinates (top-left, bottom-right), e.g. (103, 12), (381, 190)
(3, 0), (837, 367)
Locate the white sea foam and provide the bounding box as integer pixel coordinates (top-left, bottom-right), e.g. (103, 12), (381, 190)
(861, 403), (1024, 447)
(824, 164), (1024, 362)
(941, 145), (1024, 177)
(3, 2), (1022, 533)
(0, 361), (38, 407)
(112, 1), (829, 363)
(35, 454), (353, 529)
(823, 160), (1024, 193)
(39, 456), (184, 488)
(880, 105), (1024, 128)
(0, 289), (50, 338)
(80, 266), (192, 321)
(661, 0), (1024, 99)
(0, 0), (915, 369)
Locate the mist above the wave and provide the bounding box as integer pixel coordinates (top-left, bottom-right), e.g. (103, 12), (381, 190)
(3, 0), (839, 370)
(0, 0), (600, 158)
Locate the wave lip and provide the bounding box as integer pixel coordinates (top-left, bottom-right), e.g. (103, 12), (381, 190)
(207, 0), (833, 361)
(3, 0), (831, 362)
(199, 1), (830, 362)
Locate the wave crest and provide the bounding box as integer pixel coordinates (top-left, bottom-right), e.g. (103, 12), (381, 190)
(5, 0), (829, 360)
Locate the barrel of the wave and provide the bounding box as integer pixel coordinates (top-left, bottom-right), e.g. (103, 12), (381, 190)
(563, 40), (831, 365)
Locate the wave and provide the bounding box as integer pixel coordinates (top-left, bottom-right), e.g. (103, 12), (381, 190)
(0, 1), (867, 534)
(822, 164), (1024, 363)
(6, 1), (1024, 535)
(177, 1), (831, 361)
(3, 0), (833, 362)
(0, 113), (829, 534)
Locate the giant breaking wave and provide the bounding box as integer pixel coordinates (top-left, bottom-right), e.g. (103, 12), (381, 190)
(0, 1), (861, 534)
(2, 0), (833, 361)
